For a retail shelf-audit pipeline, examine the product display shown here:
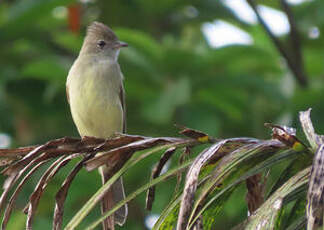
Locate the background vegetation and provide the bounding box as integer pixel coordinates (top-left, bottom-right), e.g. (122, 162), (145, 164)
(0, 0), (323, 229)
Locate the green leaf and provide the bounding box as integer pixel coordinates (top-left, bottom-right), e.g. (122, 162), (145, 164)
(188, 148), (301, 229)
(143, 77), (191, 124)
(286, 215), (306, 230)
(53, 33), (83, 54)
(65, 141), (191, 230)
(1, 0), (75, 40)
(283, 198), (307, 230)
(299, 109), (323, 151)
(154, 195), (181, 230)
(21, 56), (68, 84)
(202, 186), (235, 229)
(116, 28), (163, 63)
(188, 140), (282, 227)
(84, 160), (193, 230)
(269, 152), (311, 197)
(244, 168), (310, 230)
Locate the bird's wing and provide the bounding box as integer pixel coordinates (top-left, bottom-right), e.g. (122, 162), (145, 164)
(119, 77), (126, 133)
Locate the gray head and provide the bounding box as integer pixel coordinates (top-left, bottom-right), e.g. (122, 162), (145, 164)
(80, 21), (127, 60)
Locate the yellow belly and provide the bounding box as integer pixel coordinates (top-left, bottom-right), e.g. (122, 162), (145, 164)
(72, 98), (123, 138)
(68, 60), (123, 138)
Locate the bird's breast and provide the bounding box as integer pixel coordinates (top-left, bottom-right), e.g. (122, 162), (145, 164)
(67, 60), (123, 138)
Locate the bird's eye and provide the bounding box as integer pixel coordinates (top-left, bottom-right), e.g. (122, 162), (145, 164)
(97, 40), (106, 48)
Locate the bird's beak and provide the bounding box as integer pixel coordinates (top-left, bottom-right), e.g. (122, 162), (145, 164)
(114, 41), (128, 49)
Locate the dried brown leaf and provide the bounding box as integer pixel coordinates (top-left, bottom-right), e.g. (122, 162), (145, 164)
(0, 158), (16, 167)
(0, 153), (50, 213)
(3, 142), (58, 176)
(1, 159), (50, 229)
(207, 138), (259, 165)
(299, 109), (324, 149)
(85, 137), (182, 172)
(191, 214), (203, 230)
(0, 134), (187, 229)
(146, 147), (176, 211)
(0, 145), (38, 158)
(25, 156), (66, 229)
(186, 140), (283, 228)
(175, 147), (191, 195)
(176, 140), (228, 230)
(177, 125), (210, 142)
(53, 155), (92, 230)
(25, 154), (80, 229)
(0, 174), (17, 218)
(265, 123), (306, 150)
(2, 137), (91, 176)
(93, 134), (145, 152)
(245, 173), (265, 214)
(307, 144), (324, 230)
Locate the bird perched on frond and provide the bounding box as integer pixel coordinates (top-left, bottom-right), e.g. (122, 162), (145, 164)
(66, 21), (128, 230)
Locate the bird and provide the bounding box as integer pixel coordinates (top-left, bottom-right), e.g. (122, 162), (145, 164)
(66, 21), (128, 229)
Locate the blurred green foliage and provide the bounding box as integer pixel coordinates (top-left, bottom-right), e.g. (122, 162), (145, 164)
(0, 0), (324, 229)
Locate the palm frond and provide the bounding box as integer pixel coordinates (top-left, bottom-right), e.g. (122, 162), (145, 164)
(0, 110), (323, 230)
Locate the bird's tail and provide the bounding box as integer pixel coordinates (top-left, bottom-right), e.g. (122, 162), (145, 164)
(99, 166), (128, 230)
